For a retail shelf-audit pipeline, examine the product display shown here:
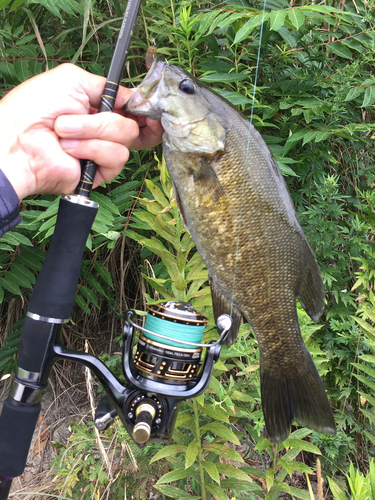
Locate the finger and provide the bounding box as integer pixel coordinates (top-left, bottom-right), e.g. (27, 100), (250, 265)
(60, 138), (129, 179)
(55, 112), (139, 147)
(74, 65), (135, 110)
(129, 118), (163, 150)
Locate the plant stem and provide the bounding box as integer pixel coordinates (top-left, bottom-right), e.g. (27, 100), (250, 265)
(193, 398), (206, 500)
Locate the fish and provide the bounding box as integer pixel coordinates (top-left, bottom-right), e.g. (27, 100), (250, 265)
(125, 59), (336, 443)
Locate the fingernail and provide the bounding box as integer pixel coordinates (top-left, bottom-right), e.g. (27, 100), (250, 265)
(57, 116), (83, 133)
(60, 139), (81, 149)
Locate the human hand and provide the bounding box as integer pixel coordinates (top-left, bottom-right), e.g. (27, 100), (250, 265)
(0, 63), (163, 201)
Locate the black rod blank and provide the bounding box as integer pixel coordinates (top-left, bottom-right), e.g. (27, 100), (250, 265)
(74, 0), (142, 197)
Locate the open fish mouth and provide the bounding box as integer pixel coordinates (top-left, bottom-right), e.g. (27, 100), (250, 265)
(124, 59), (167, 119)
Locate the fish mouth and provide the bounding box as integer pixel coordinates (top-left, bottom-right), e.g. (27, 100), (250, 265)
(124, 59), (166, 119)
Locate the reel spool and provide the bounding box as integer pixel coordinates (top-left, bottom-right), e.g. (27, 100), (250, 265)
(134, 302), (208, 384)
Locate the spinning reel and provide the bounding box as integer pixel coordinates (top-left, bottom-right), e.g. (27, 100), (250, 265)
(95, 301), (232, 446)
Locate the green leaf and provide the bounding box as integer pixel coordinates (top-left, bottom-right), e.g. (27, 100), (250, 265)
(278, 27), (296, 47)
(329, 42), (352, 59)
(344, 87), (364, 102)
(206, 483), (228, 500)
(204, 443), (244, 463)
(327, 477), (347, 500)
(201, 72), (249, 83)
(314, 131), (332, 142)
(91, 192), (120, 215)
(156, 468), (192, 485)
(302, 130), (319, 146)
(0, 61), (18, 84)
(1, 274), (22, 296)
(200, 404), (229, 423)
(1, 232), (33, 247)
(278, 163), (299, 177)
(286, 460), (313, 474)
(75, 294), (90, 314)
(28, 0), (62, 18)
(285, 439), (321, 455)
(265, 468), (274, 490)
(216, 89), (253, 106)
(85, 275), (107, 298)
(0, 243), (15, 251)
(13, 59), (30, 81)
(278, 458), (293, 477)
(216, 463), (252, 482)
(79, 285), (99, 308)
(175, 411), (193, 428)
(352, 362), (375, 379)
(16, 247), (45, 272)
(254, 437), (272, 451)
(233, 14), (268, 45)
(200, 423), (240, 445)
(221, 478), (262, 494)
(269, 10), (286, 31)
(362, 86), (375, 107)
(289, 428), (313, 440)
(38, 215), (57, 235)
(286, 128), (311, 144)
(150, 444), (187, 464)
(93, 262), (113, 287)
(288, 9), (305, 30)
(9, 263), (35, 288)
(203, 461), (220, 484)
(185, 439), (199, 469)
(154, 485), (200, 499)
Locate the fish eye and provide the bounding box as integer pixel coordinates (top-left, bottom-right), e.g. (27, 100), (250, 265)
(179, 79), (196, 94)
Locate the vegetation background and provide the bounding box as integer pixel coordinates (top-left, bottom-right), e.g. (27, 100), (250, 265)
(1, 0), (375, 498)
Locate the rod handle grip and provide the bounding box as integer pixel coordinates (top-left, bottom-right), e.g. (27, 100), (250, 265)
(28, 196), (98, 320)
(0, 398), (41, 478)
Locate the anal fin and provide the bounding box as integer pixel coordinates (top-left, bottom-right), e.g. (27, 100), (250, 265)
(210, 276), (242, 345)
(298, 240), (325, 322)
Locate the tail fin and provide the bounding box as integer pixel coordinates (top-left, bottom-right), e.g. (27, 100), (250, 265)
(260, 352), (335, 443)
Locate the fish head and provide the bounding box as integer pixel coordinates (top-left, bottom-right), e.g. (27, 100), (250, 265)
(125, 60), (226, 154)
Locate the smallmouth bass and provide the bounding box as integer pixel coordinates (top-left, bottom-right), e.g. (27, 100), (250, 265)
(125, 60), (336, 443)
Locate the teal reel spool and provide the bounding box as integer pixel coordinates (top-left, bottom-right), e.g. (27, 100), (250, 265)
(133, 301), (208, 385)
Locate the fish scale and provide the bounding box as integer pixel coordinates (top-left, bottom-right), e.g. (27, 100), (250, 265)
(125, 59), (336, 443)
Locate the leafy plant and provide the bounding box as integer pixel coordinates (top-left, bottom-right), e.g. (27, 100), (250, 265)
(328, 460), (375, 500)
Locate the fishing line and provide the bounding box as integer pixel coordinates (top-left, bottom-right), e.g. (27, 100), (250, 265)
(230, 0), (267, 317)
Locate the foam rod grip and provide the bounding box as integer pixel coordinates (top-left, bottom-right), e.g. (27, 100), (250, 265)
(28, 197), (98, 320)
(0, 398), (41, 477)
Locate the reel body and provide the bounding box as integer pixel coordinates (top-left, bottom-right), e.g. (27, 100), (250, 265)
(95, 301), (232, 446)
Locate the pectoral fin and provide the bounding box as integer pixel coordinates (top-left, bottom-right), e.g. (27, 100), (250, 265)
(192, 158), (228, 209)
(210, 276), (243, 345)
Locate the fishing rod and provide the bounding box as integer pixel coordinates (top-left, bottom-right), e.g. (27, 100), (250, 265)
(0, 0), (142, 496)
(0, 1), (233, 497)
